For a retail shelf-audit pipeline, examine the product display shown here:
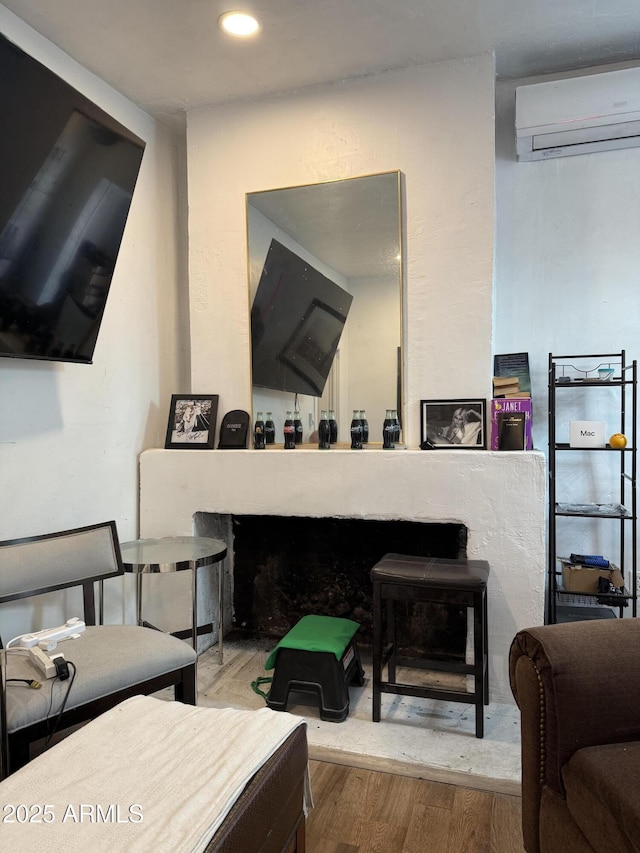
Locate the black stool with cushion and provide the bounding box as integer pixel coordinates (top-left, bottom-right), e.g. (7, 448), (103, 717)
(264, 615), (365, 723)
(371, 553), (490, 738)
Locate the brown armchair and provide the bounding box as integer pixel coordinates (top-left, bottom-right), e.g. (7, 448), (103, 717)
(509, 619), (640, 853)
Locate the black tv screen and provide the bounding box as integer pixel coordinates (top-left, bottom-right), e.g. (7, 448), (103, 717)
(251, 239), (353, 397)
(0, 33), (146, 364)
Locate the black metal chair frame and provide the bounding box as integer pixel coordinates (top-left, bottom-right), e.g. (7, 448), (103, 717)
(0, 521), (196, 777)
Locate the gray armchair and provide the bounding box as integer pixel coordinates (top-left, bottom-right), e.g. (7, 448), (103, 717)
(0, 521), (197, 777)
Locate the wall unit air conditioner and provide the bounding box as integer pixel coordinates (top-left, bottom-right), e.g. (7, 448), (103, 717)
(515, 66), (640, 161)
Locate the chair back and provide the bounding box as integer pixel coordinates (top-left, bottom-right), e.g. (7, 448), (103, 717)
(0, 521), (124, 605)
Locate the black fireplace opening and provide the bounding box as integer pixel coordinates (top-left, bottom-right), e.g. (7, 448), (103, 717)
(231, 515), (468, 659)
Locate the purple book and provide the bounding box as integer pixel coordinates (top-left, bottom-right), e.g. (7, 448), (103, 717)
(491, 398), (533, 450)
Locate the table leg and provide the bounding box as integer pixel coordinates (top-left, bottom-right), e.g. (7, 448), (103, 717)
(136, 573), (143, 627)
(0, 651), (9, 780)
(191, 563), (198, 652)
(218, 559), (224, 664)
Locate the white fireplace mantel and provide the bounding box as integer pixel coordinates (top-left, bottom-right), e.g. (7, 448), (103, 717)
(139, 448), (546, 702)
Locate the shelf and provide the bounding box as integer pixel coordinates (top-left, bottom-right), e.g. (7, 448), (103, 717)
(553, 443), (634, 451)
(557, 588), (632, 605)
(548, 350), (637, 623)
(554, 503), (631, 518)
(554, 508), (633, 520)
(554, 379), (629, 387)
(556, 604), (617, 623)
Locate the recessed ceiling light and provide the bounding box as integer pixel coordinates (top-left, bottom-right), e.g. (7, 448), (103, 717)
(218, 11), (261, 37)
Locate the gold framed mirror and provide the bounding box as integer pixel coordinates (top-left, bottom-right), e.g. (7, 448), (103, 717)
(247, 170), (403, 446)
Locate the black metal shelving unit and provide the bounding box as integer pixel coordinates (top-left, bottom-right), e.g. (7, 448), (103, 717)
(548, 351), (637, 624)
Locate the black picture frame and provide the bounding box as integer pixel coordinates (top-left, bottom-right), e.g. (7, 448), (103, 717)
(420, 399), (486, 450)
(165, 394), (219, 449)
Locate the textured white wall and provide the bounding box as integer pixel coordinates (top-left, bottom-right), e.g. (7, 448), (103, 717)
(0, 9), (186, 635)
(186, 57), (496, 447)
(495, 68), (640, 581)
(140, 55), (548, 704)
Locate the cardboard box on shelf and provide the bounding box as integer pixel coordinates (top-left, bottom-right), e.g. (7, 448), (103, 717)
(561, 561), (625, 593)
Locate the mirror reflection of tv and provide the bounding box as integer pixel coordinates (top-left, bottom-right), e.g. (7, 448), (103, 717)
(251, 239), (353, 396)
(0, 33), (146, 364)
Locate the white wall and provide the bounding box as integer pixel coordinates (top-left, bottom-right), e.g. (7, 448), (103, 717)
(495, 67), (640, 403)
(141, 54), (550, 699)
(0, 8), (187, 634)
(495, 68), (640, 577)
(186, 56), (496, 448)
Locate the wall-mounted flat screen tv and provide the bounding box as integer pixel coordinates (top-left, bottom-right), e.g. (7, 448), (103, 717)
(251, 239), (353, 397)
(0, 33), (146, 364)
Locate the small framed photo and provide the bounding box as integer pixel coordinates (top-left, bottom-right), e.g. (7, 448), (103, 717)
(165, 394), (219, 449)
(420, 399), (486, 450)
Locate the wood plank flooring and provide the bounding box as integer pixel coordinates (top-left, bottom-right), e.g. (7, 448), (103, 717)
(306, 760), (525, 853)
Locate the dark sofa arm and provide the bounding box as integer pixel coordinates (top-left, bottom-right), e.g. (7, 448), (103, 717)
(510, 620), (640, 852)
(511, 619), (640, 789)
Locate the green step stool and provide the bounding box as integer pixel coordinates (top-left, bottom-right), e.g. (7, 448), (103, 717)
(265, 615), (365, 722)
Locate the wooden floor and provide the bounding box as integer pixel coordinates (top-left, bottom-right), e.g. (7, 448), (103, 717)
(306, 760), (525, 853)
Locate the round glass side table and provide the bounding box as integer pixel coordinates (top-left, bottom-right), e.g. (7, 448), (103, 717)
(120, 536), (227, 662)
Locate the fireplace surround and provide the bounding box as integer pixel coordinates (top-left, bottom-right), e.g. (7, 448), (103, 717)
(139, 447), (546, 703)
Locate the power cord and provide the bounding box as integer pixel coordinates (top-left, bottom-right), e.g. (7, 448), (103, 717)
(6, 678), (42, 688)
(43, 660), (76, 749)
(2, 648), (41, 687)
(2, 643), (76, 746)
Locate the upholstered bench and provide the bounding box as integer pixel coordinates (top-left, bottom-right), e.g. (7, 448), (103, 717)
(265, 615), (365, 722)
(0, 695), (310, 853)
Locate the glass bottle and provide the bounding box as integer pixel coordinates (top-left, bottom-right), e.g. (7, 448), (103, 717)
(328, 410), (338, 444)
(265, 412), (275, 445)
(350, 409), (363, 449)
(318, 410), (331, 449)
(383, 409), (395, 449)
(293, 408), (303, 444)
(392, 409), (401, 444)
(360, 410), (369, 443)
(283, 411), (296, 449)
(253, 411), (265, 449)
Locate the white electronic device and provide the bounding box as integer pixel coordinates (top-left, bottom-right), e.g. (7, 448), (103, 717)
(569, 420), (606, 448)
(14, 617), (86, 650)
(516, 66), (640, 161)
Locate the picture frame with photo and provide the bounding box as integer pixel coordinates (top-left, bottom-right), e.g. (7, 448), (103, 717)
(420, 399), (486, 450)
(165, 394), (219, 449)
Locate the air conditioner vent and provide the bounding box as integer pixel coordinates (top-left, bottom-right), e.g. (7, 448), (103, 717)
(516, 67), (640, 161)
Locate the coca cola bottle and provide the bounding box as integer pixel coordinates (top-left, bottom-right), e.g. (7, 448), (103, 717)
(318, 410), (331, 449)
(328, 410), (338, 444)
(293, 408), (303, 444)
(360, 410), (369, 443)
(392, 409), (401, 444)
(265, 412), (275, 445)
(253, 411), (265, 449)
(350, 409), (363, 449)
(283, 411), (296, 449)
(383, 409), (395, 449)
